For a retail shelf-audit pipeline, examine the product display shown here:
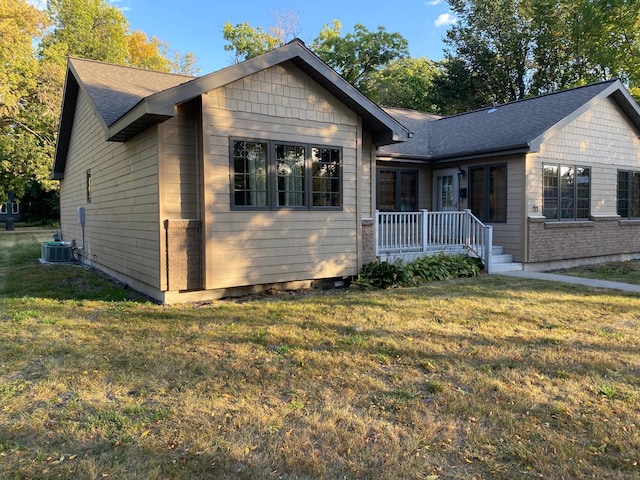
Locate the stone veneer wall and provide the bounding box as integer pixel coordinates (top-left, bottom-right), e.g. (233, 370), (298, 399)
(361, 219), (376, 265)
(165, 219), (201, 291)
(527, 216), (640, 264)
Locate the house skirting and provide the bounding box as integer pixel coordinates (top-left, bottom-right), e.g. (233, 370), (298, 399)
(526, 215), (640, 269)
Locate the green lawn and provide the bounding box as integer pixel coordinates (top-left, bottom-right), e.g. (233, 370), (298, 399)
(555, 260), (640, 285)
(1, 232), (639, 479)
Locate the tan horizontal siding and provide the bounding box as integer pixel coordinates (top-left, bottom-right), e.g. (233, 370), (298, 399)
(59, 90), (161, 289)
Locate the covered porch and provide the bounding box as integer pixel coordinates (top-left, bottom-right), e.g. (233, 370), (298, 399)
(374, 210), (521, 273)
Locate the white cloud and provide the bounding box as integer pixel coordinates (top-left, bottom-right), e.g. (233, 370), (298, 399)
(426, 0), (442, 5)
(434, 13), (457, 27)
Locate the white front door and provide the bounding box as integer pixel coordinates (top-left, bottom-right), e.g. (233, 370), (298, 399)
(433, 168), (459, 212)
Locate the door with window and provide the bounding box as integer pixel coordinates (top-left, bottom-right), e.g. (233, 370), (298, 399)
(433, 168), (459, 212)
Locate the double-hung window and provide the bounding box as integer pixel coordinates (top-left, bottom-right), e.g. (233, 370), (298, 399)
(617, 170), (640, 219)
(231, 138), (341, 210)
(543, 164), (590, 220)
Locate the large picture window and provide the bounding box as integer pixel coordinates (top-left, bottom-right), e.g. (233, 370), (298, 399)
(469, 165), (507, 222)
(543, 164), (590, 220)
(231, 138), (341, 210)
(617, 170), (640, 219)
(377, 169), (418, 212)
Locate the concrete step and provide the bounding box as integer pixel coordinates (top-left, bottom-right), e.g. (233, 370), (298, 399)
(492, 253), (513, 264)
(491, 261), (523, 273)
(492, 245), (504, 255)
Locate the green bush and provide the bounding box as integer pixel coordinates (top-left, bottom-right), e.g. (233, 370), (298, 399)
(354, 253), (482, 290)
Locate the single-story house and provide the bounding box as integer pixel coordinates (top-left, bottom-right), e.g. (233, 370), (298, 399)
(52, 38), (640, 303)
(52, 39), (409, 303)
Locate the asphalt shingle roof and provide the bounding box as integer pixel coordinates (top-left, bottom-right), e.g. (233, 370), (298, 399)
(380, 79), (623, 160)
(70, 58), (194, 126)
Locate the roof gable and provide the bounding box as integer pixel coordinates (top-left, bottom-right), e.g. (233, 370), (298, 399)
(53, 39), (410, 179)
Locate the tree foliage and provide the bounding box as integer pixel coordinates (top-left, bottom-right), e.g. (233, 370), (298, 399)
(311, 20), (409, 92)
(0, 0), (52, 202)
(438, 0), (640, 112)
(366, 57), (439, 112)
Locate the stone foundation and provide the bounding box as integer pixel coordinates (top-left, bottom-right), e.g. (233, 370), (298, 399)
(165, 219), (202, 291)
(361, 218), (376, 264)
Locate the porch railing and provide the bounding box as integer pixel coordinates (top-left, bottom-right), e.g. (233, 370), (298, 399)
(375, 209), (494, 273)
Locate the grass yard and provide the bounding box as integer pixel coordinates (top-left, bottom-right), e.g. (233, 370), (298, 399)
(1, 232), (639, 479)
(555, 260), (640, 285)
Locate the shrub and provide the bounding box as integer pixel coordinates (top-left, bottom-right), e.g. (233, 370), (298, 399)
(354, 253), (482, 290)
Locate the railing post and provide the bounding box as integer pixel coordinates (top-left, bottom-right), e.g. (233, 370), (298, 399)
(484, 225), (493, 274)
(375, 210), (380, 257)
(463, 209), (471, 248)
(421, 209), (429, 252)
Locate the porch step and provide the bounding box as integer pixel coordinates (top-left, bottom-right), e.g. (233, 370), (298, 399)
(489, 245), (523, 273)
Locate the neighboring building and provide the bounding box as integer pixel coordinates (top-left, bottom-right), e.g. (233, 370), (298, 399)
(53, 38), (640, 303)
(52, 39), (409, 303)
(0, 193), (20, 227)
(377, 79), (640, 271)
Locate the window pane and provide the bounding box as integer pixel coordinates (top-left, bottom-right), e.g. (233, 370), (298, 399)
(399, 171), (418, 211)
(543, 165), (558, 219)
(312, 147), (340, 207)
(470, 168), (486, 221)
(378, 170), (397, 211)
(560, 166), (574, 220)
(631, 172), (640, 218)
(489, 165), (506, 221)
(618, 171), (629, 218)
(233, 140), (268, 207)
(575, 167), (590, 219)
(276, 144), (305, 207)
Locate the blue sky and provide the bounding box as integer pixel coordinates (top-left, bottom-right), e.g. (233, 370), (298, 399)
(30, 0), (457, 74)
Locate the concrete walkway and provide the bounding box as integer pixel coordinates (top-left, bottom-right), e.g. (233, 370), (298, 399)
(498, 270), (640, 293)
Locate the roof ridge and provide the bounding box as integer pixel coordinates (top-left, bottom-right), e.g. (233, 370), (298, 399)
(439, 79), (619, 120)
(69, 56), (195, 80)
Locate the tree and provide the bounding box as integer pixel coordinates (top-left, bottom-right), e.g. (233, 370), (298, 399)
(436, 0), (640, 113)
(311, 21), (409, 93)
(367, 57), (440, 112)
(222, 9), (301, 63)
(0, 0), (52, 202)
(39, 0), (129, 67)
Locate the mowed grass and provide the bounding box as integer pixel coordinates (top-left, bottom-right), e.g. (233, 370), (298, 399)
(555, 260), (640, 285)
(1, 233), (639, 480)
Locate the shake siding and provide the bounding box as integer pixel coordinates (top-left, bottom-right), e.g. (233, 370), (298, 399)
(528, 97), (640, 216)
(201, 62), (361, 289)
(60, 90), (161, 289)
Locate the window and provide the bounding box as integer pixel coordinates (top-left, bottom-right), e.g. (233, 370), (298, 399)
(231, 138), (341, 210)
(86, 169), (92, 204)
(469, 165), (507, 222)
(377, 169), (418, 211)
(617, 170), (640, 219)
(543, 164), (590, 220)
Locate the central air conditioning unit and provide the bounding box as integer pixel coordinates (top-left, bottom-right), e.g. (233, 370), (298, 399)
(41, 242), (73, 263)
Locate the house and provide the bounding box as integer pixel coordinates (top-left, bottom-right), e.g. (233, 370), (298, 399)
(53, 37), (640, 303)
(52, 39), (410, 303)
(376, 79), (640, 272)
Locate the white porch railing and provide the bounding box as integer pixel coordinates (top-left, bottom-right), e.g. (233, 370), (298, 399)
(375, 209), (494, 273)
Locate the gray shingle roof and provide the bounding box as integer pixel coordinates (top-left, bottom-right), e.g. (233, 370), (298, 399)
(69, 58), (194, 127)
(380, 79), (640, 161)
